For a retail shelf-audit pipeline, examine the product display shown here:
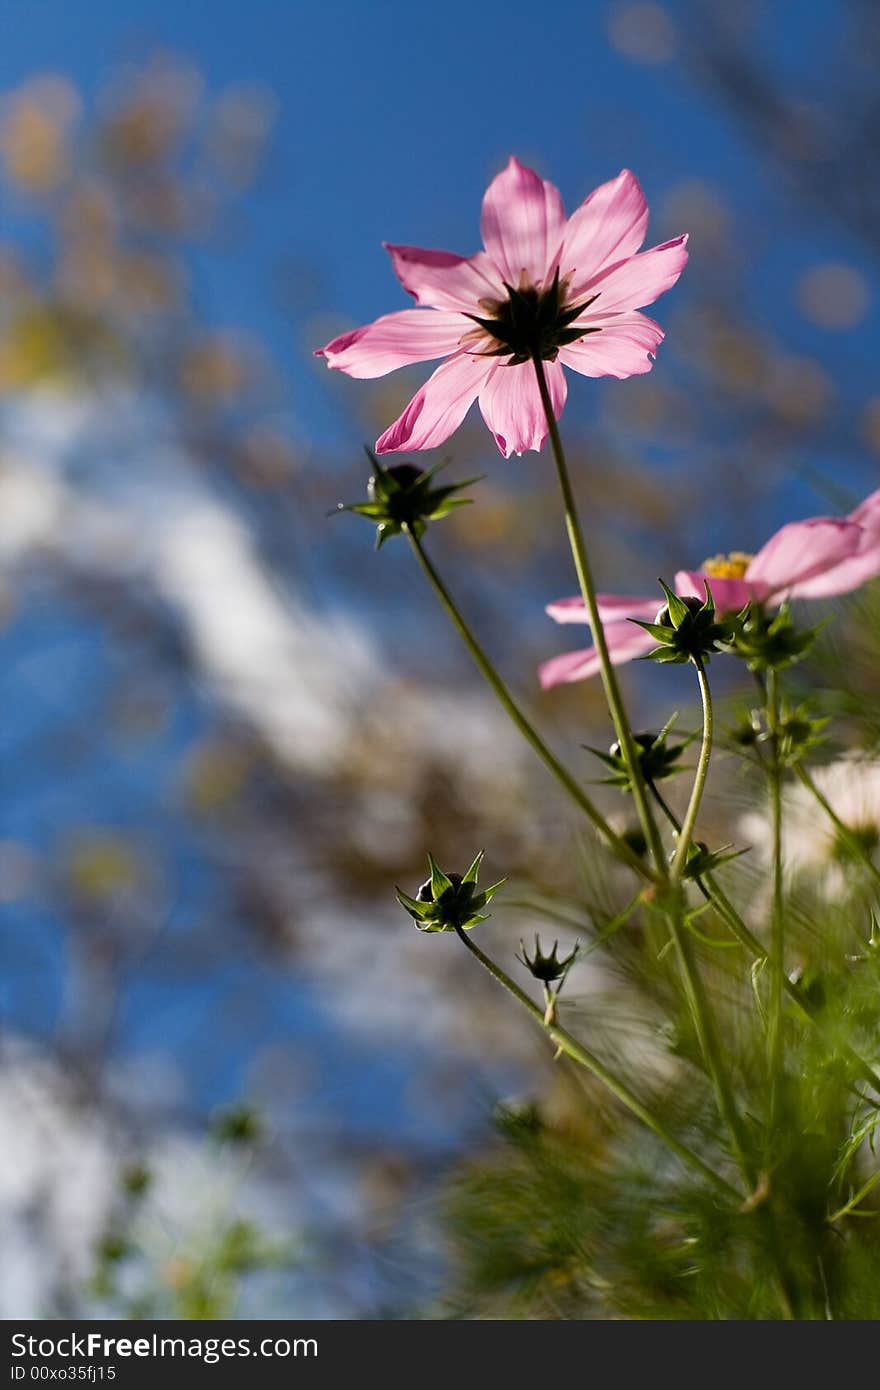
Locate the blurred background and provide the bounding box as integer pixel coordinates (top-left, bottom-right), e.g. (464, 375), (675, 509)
(0, 0), (878, 1317)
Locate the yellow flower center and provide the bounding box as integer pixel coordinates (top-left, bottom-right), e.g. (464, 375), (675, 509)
(701, 551), (754, 580)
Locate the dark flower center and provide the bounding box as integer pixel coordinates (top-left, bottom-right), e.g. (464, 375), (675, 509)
(832, 822), (880, 865)
(466, 268), (600, 365)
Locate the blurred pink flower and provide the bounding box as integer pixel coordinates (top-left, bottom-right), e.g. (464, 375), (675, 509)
(539, 489), (880, 688)
(316, 157), (688, 458)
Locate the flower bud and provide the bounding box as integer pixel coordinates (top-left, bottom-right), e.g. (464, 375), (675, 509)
(732, 602), (821, 673)
(369, 462), (423, 496)
(336, 449), (481, 549)
(590, 717), (693, 791)
(397, 852), (505, 933)
(516, 935), (579, 984)
(655, 594), (705, 627)
(669, 838), (747, 880)
(632, 580), (743, 666)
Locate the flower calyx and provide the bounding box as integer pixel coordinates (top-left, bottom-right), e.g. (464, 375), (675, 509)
(732, 602), (822, 673)
(516, 935), (580, 985)
(726, 699), (828, 768)
(517, 933), (580, 1026)
(465, 267), (600, 365)
(632, 581), (744, 666)
(336, 450), (481, 549)
(397, 851), (505, 933)
(672, 839), (748, 882)
(585, 714), (694, 791)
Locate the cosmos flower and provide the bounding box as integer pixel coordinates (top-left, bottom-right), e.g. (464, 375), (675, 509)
(316, 157), (688, 458)
(540, 488), (880, 688)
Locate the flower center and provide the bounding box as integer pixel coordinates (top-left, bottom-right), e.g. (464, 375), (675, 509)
(701, 551), (754, 580)
(463, 268), (601, 365)
(832, 822), (880, 865)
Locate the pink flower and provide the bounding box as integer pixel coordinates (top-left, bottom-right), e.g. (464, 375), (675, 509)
(539, 489), (880, 688)
(316, 157), (688, 458)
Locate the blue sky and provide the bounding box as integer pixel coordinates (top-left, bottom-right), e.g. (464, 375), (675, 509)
(2, 5), (878, 1296)
(5, 0), (873, 471)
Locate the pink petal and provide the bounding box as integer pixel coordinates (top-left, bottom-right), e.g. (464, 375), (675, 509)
(790, 546), (880, 599)
(316, 309), (467, 379)
(478, 359), (566, 457)
(674, 570), (756, 612)
(480, 156), (566, 286)
(582, 235), (689, 314)
(850, 486), (880, 532)
(558, 312), (664, 379)
(790, 488), (880, 599)
(746, 518), (864, 599)
(375, 352), (491, 454)
(561, 170), (649, 297)
(384, 244), (504, 311)
(539, 623), (656, 688)
(546, 593), (660, 625)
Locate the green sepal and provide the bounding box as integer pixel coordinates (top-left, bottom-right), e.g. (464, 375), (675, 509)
(395, 887), (435, 920)
(336, 451), (482, 549)
(481, 878), (508, 901)
(584, 716), (694, 791)
(675, 841), (750, 881)
(733, 601), (824, 673)
(399, 852), (505, 933)
(428, 852), (454, 899)
(463, 271), (602, 364)
(632, 619), (679, 644)
(647, 646), (693, 665)
(516, 934), (580, 985)
(658, 579), (693, 628)
(725, 698), (830, 767)
(462, 850), (485, 885)
(634, 579), (741, 665)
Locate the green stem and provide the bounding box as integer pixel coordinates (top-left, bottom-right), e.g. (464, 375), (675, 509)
(662, 878), (800, 1316)
(765, 668), (785, 1120)
(670, 655), (713, 884)
(651, 779), (880, 1096)
(403, 517), (880, 1116)
(651, 660), (756, 1178)
(452, 924), (741, 1199)
(532, 357), (665, 876)
(795, 762), (880, 891)
(645, 662), (758, 1187)
(458, 925), (796, 1310)
(665, 888), (758, 1192)
(405, 526), (654, 883)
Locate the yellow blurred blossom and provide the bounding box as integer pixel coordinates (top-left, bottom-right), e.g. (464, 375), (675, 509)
(607, 2), (676, 64)
(797, 262), (870, 331)
(65, 832), (141, 903)
(0, 76), (79, 193)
